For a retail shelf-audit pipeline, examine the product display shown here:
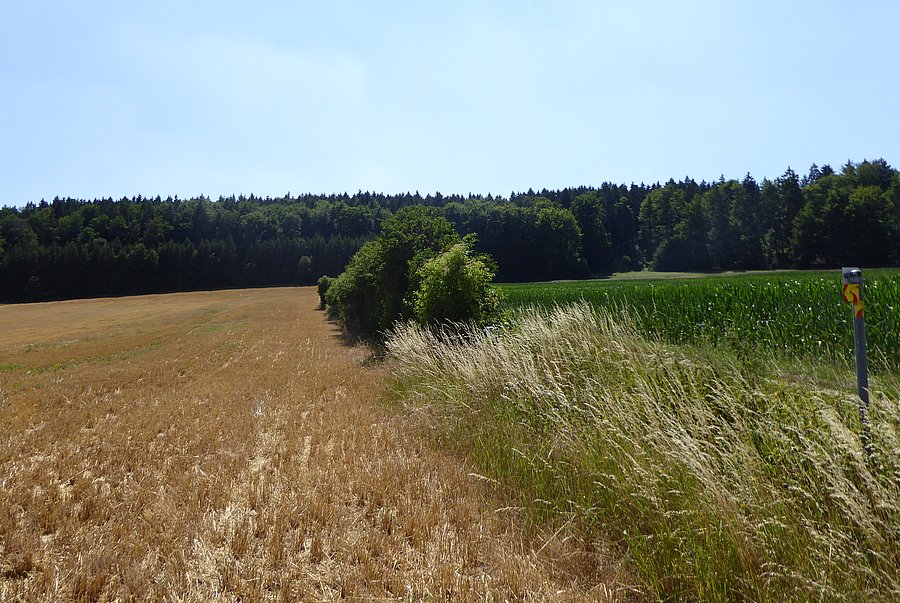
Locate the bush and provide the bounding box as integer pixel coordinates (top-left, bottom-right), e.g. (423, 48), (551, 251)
(411, 243), (502, 326)
(324, 240), (384, 334)
(316, 275), (333, 308)
(324, 206), (500, 337)
(373, 206), (460, 328)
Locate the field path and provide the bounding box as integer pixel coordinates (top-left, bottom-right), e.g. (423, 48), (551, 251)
(0, 287), (624, 601)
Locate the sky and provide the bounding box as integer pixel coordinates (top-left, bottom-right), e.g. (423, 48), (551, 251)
(2, 0), (899, 206)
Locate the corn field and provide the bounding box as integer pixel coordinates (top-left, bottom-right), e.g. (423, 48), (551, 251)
(500, 270), (900, 372)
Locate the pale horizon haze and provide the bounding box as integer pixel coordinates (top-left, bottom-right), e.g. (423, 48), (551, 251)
(2, 0), (898, 206)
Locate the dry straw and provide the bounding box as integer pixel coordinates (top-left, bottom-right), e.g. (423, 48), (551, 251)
(387, 302), (900, 601)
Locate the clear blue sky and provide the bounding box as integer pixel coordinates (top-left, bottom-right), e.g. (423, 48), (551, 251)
(2, 1), (898, 206)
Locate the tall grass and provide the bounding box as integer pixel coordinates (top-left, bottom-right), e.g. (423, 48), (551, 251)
(386, 304), (900, 601)
(499, 270), (900, 372)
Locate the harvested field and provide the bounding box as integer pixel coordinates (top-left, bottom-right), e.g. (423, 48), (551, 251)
(0, 287), (627, 601)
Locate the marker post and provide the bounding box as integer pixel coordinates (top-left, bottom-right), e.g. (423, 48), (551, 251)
(841, 267), (871, 452)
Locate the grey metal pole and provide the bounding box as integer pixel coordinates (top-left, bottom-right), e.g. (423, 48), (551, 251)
(853, 307), (869, 408)
(842, 267), (871, 452)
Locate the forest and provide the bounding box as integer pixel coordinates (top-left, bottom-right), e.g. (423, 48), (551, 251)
(1, 159), (897, 302)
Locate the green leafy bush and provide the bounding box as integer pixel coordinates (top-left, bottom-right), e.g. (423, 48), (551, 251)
(316, 275), (333, 308)
(324, 240), (385, 334)
(412, 243), (502, 326)
(324, 206), (500, 336)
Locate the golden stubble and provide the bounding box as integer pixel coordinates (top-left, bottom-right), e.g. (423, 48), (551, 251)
(0, 288), (624, 602)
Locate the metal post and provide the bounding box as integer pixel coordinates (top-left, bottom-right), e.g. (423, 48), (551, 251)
(841, 267), (871, 452)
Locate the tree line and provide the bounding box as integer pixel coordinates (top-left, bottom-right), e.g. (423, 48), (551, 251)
(1, 159), (897, 302)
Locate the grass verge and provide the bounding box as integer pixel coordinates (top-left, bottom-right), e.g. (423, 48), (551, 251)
(385, 303), (900, 601)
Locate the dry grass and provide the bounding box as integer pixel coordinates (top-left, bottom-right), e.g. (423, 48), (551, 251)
(386, 304), (900, 601)
(0, 288), (628, 601)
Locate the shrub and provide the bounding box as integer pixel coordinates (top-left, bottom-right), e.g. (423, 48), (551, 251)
(411, 242), (502, 326)
(324, 240), (384, 335)
(374, 206), (460, 329)
(316, 275), (333, 308)
(324, 206), (500, 337)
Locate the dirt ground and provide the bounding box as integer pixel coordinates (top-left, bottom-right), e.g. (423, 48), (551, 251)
(0, 287), (628, 601)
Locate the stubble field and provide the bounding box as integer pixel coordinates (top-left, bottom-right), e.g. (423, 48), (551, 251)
(0, 287), (627, 601)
